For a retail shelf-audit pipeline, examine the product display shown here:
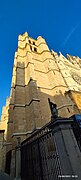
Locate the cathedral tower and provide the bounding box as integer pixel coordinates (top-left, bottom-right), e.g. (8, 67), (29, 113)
(0, 32), (81, 174)
(6, 32), (81, 148)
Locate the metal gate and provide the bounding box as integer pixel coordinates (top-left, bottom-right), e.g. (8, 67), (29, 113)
(21, 127), (63, 180)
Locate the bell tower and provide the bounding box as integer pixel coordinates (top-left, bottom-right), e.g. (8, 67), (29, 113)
(6, 32), (81, 149)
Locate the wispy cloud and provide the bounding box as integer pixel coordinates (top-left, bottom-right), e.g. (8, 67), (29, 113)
(61, 22), (81, 47)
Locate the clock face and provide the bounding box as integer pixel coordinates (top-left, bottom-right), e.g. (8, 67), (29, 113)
(70, 71), (81, 85)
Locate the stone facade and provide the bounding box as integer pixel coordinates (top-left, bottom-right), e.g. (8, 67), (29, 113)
(66, 90), (81, 113)
(0, 98), (10, 139)
(0, 32), (81, 175)
(0, 98), (10, 171)
(0, 130), (5, 170)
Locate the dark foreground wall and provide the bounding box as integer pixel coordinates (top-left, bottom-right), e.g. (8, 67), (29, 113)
(15, 117), (81, 180)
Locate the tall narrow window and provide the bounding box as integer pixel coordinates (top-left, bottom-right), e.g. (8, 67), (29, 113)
(33, 41), (35, 45)
(29, 40), (31, 44)
(67, 108), (70, 113)
(34, 47), (37, 52)
(30, 46), (32, 51)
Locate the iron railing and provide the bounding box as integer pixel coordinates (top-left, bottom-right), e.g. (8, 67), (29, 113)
(21, 120), (63, 180)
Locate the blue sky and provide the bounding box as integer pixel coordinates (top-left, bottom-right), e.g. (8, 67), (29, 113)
(0, 0), (81, 117)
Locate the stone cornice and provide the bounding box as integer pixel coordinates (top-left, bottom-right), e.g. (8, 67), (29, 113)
(11, 98), (40, 109)
(18, 38), (46, 47)
(33, 57), (54, 62)
(34, 68), (59, 74)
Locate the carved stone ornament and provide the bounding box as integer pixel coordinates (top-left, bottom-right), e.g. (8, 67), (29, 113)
(70, 71), (81, 85)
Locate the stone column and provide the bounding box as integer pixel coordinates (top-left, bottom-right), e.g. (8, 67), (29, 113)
(15, 146), (21, 180)
(14, 137), (21, 180)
